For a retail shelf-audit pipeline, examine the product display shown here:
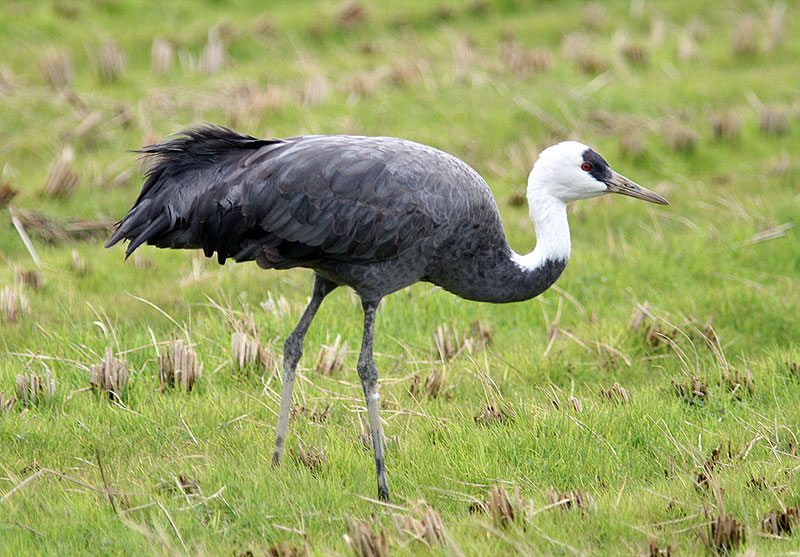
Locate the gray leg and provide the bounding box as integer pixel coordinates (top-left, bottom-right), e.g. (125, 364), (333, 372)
(357, 298), (390, 501)
(272, 275), (337, 466)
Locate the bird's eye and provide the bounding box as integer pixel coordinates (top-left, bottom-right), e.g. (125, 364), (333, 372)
(581, 162), (592, 172)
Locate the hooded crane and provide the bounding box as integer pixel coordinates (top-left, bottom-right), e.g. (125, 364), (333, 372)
(107, 125), (668, 501)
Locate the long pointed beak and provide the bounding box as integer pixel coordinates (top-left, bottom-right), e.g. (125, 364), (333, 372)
(605, 171), (669, 205)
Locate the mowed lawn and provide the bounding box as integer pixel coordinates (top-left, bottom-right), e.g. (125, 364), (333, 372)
(0, 0), (798, 554)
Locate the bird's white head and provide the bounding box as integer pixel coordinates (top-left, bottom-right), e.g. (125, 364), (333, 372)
(527, 140), (668, 206)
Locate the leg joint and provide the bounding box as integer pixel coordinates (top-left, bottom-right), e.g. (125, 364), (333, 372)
(283, 334), (303, 364)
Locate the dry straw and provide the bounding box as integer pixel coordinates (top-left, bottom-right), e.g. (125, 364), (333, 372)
(672, 374), (708, 405)
(700, 512), (746, 555)
(544, 488), (595, 513)
(344, 516), (389, 557)
(200, 27), (226, 75)
(151, 38), (175, 74)
(314, 334), (347, 376)
(487, 485), (534, 528)
(231, 331), (273, 374)
(336, 1), (368, 30)
(303, 75), (329, 106)
(44, 146), (80, 198)
(409, 367), (449, 399)
(663, 119), (697, 152)
(710, 112), (742, 142)
(159, 340), (202, 391)
(16, 368), (56, 406)
(97, 40), (126, 83)
(89, 346), (130, 399)
(759, 106), (789, 136)
(474, 402), (514, 426)
(391, 500), (445, 546)
(1, 286), (30, 324)
(762, 507), (799, 536)
(599, 382), (630, 404)
(290, 444), (326, 474)
(265, 542), (308, 557)
(732, 16), (759, 56)
(70, 250), (91, 276)
(434, 319), (493, 361)
(0, 181), (18, 208)
(73, 110), (104, 147)
(0, 392), (17, 415)
(38, 49), (74, 90)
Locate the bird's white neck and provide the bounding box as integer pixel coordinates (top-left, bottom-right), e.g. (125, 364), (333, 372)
(512, 175), (571, 271)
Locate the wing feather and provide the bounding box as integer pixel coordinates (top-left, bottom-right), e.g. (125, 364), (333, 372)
(107, 126), (494, 268)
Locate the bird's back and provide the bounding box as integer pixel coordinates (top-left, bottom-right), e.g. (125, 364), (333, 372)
(107, 126), (503, 292)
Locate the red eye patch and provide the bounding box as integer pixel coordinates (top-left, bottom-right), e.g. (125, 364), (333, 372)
(581, 162), (592, 171)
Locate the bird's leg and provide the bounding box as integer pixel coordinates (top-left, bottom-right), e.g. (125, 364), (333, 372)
(272, 275), (337, 466)
(357, 298), (390, 501)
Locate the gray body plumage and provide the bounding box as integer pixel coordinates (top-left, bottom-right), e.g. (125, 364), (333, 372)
(107, 126), (566, 303)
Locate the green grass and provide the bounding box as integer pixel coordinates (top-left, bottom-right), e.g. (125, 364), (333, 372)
(1, 0), (799, 554)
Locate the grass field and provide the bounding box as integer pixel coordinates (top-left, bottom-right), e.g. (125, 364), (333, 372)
(1, 0), (799, 554)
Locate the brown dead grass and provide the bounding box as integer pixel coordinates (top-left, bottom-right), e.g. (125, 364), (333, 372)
(648, 538), (673, 556)
(434, 320), (493, 361)
(766, 2), (787, 51)
(599, 382), (630, 405)
(499, 38), (551, 77)
(762, 507), (799, 536)
(619, 133), (647, 159)
(201, 26), (226, 75)
(663, 119), (697, 153)
(265, 543), (308, 557)
(38, 49), (74, 90)
(344, 516), (389, 557)
(620, 41), (649, 66)
(17, 270), (42, 290)
(409, 367), (451, 399)
(9, 208), (112, 244)
(314, 334), (348, 376)
(722, 366), (755, 398)
(43, 146), (80, 198)
(486, 485), (534, 529)
(391, 500), (445, 546)
(732, 16), (760, 57)
(474, 402), (514, 426)
(693, 445), (721, 491)
(291, 403), (331, 424)
(544, 488), (595, 513)
(700, 512), (746, 555)
(0, 392), (17, 415)
(159, 340), (202, 392)
(231, 331), (273, 374)
(70, 250), (91, 276)
(581, 3), (607, 30)
(16, 368), (56, 406)
(97, 40), (126, 83)
(151, 38), (175, 74)
(672, 375), (708, 406)
(759, 106), (789, 136)
(303, 75), (330, 106)
(1, 286), (30, 324)
(72, 110), (104, 147)
(677, 32), (696, 63)
(290, 444), (326, 474)
(89, 346), (130, 400)
(710, 111), (742, 142)
(0, 181), (18, 209)
(550, 389), (584, 413)
(336, 1), (368, 30)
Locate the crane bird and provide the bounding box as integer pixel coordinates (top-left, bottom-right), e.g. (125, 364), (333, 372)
(107, 125), (667, 501)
